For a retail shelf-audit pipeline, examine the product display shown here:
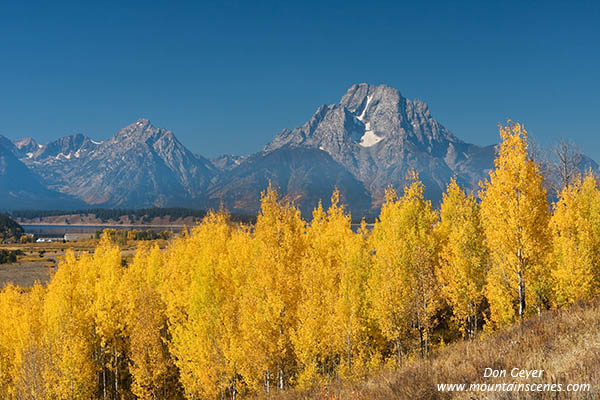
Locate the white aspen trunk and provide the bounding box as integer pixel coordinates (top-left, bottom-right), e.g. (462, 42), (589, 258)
(278, 368), (284, 390)
(474, 304), (479, 337)
(516, 245), (526, 320)
(265, 369), (270, 395)
(114, 345), (118, 399)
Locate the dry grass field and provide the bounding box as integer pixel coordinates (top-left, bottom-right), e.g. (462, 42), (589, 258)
(0, 258), (55, 287)
(268, 298), (600, 400)
(0, 242), (94, 288)
(0, 239), (154, 288)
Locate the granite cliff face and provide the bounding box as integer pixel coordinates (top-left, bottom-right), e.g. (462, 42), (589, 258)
(265, 83), (496, 204)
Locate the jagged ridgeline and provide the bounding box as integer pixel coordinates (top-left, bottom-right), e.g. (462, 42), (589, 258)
(0, 213), (23, 241)
(0, 83), (501, 215)
(1, 83), (598, 215)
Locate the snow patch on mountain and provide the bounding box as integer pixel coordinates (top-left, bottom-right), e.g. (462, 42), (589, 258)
(359, 123), (383, 147)
(356, 95), (372, 122)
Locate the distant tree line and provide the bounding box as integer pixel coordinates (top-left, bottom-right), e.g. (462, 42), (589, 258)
(9, 208), (256, 224)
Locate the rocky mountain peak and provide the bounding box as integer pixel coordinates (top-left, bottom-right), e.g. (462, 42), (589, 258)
(16, 119), (216, 208)
(34, 133), (98, 160)
(340, 84), (451, 146)
(339, 83), (400, 114)
(113, 118), (154, 139)
(261, 83), (495, 205)
(266, 83), (461, 156)
(13, 137), (41, 154)
(111, 118), (179, 149)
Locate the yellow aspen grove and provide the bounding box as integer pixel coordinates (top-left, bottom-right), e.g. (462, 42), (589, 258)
(163, 211), (229, 398)
(369, 174), (440, 361)
(5, 168), (599, 397)
(43, 250), (97, 399)
(241, 185), (306, 393)
(0, 284), (36, 398)
(480, 122), (552, 328)
(217, 227), (255, 398)
(551, 172), (600, 306)
(91, 235), (127, 400)
(160, 228), (195, 333)
(0, 285), (21, 397)
(122, 244), (181, 400)
(162, 211), (248, 399)
(12, 284), (47, 400)
(332, 219), (376, 379)
(436, 178), (488, 338)
(293, 191), (360, 387)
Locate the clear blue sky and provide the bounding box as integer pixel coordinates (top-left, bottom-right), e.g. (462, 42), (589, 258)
(1, 1), (599, 159)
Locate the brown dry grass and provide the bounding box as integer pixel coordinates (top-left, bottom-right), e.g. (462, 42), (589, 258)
(0, 259), (56, 288)
(265, 299), (600, 400)
(0, 240), (147, 288)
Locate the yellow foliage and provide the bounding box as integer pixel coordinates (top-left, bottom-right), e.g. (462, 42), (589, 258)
(0, 284), (47, 399)
(122, 244), (179, 399)
(369, 174), (440, 361)
(480, 122), (552, 328)
(43, 250), (97, 399)
(437, 178), (488, 338)
(240, 184), (306, 391)
(551, 172), (600, 306)
(294, 191), (374, 387)
(0, 148), (596, 398)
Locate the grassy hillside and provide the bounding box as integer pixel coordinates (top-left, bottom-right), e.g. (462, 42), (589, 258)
(0, 213), (23, 242)
(271, 298), (600, 400)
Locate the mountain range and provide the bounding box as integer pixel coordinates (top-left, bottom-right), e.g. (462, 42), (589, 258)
(0, 83), (592, 215)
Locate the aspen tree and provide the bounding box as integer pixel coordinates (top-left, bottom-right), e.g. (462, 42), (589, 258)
(163, 211), (231, 398)
(91, 234), (127, 399)
(293, 191), (355, 387)
(369, 174), (439, 360)
(436, 179), (487, 338)
(241, 185), (306, 392)
(163, 211), (249, 399)
(14, 284), (47, 400)
(218, 227), (254, 399)
(123, 244), (180, 400)
(480, 122), (552, 328)
(551, 172), (600, 306)
(333, 216), (375, 379)
(43, 250), (97, 399)
(0, 284), (25, 398)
